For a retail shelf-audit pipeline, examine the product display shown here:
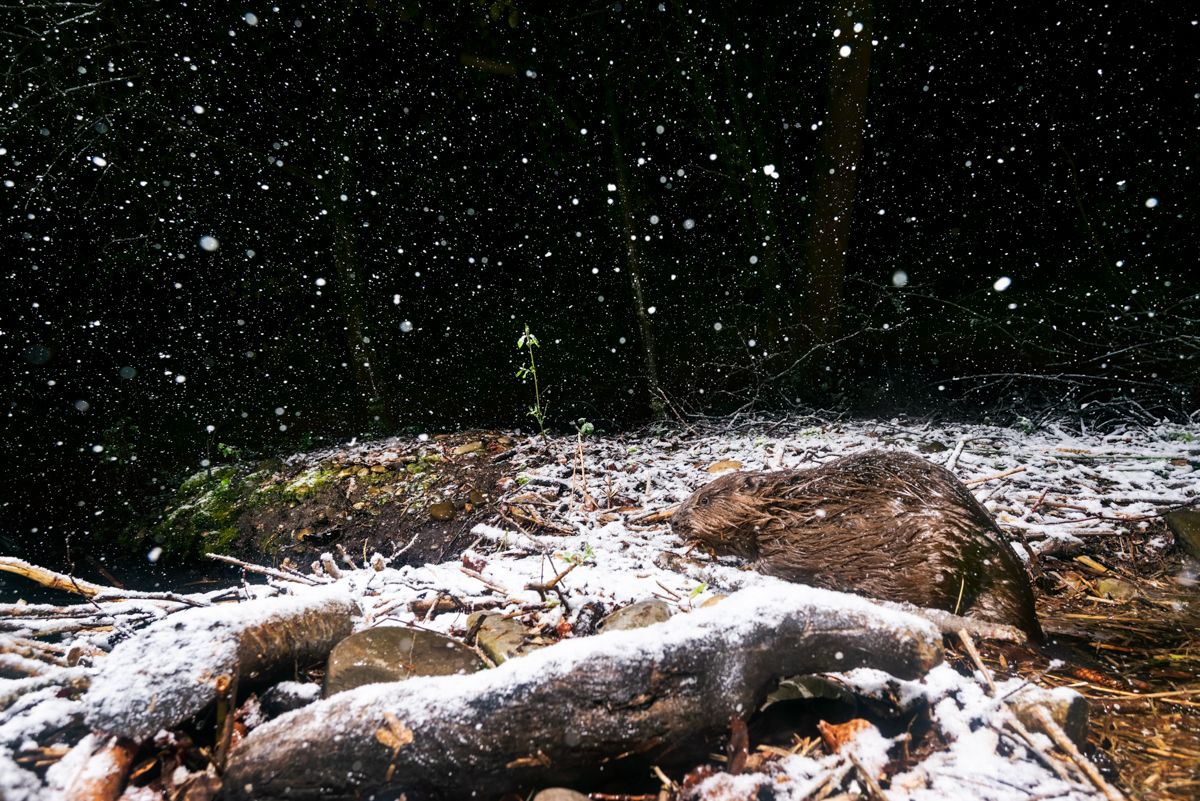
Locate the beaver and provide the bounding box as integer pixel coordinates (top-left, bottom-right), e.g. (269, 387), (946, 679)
(672, 449), (1043, 641)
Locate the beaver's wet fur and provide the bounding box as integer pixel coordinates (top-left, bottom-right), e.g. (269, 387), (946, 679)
(672, 450), (1043, 641)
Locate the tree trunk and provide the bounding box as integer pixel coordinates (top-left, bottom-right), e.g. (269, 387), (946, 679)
(798, 0), (874, 345)
(328, 182), (393, 431)
(604, 81), (666, 419)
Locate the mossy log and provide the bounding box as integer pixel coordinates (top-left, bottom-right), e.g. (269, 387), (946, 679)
(223, 586), (943, 801)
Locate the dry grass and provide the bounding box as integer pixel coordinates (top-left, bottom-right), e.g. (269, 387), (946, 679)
(973, 524), (1200, 801)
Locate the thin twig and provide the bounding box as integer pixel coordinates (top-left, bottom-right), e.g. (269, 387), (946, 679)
(964, 466), (1027, 486)
(956, 630), (996, 696)
(945, 438), (967, 472)
(206, 553), (319, 585)
(1030, 706), (1126, 801)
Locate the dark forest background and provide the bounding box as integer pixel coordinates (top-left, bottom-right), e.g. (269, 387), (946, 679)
(2, 1), (1197, 558)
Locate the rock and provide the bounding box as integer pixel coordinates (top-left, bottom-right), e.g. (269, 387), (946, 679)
(469, 613), (546, 664)
(468, 488), (487, 505)
(324, 627), (485, 696)
(371, 464), (388, 474)
(1165, 510), (1200, 560)
(597, 599), (672, 632)
(454, 440), (484, 455)
(429, 502), (455, 521)
(532, 790), (590, 801)
(1094, 577), (1137, 600)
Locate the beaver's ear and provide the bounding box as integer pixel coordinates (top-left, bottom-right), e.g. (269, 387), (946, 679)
(739, 472), (768, 492)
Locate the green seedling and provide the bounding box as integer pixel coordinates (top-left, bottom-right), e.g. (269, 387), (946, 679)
(516, 324), (547, 442)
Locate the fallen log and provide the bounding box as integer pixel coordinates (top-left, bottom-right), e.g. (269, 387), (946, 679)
(224, 584), (943, 801)
(83, 589), (356, 743)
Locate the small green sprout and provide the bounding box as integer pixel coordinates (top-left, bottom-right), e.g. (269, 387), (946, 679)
(516, 324), (547, 442)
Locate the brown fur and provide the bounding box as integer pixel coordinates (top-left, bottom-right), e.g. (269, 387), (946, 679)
(672, 450), (1042, 641)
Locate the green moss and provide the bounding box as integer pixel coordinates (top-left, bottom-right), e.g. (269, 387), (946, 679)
(282, 464), (338, 498)
(148, 465), (260, 561)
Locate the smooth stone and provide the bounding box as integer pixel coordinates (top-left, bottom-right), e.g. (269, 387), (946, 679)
(1094, 577), (1137, 601)
(1165, 510), (1200, 561)
(324, 627), (485, 697)
(429, 501), (455, 521)
(469, 613), (546, 664)
(597, 599), (672, 632)
(532, 790), (590, 801)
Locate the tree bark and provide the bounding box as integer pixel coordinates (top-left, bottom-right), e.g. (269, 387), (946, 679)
(223, 586), (942, 800)
(331, 140), (394, 429)
(604, 80), (666, 419)
(798, 1), (874, 345)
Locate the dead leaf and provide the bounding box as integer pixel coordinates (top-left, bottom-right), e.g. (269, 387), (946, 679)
(706, 459), (743, 473)
(505, 751), (552, 769)
(817, 718), (875, 753)
(375, 712), (414, 753)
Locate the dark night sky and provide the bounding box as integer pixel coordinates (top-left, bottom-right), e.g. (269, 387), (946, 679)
(1, 1), (1196, 556)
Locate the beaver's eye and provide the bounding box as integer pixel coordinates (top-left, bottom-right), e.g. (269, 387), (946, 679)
(699, 496), (711, 507)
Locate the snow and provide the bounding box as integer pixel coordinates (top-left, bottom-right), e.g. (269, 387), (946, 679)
(2, 417), (1195, 799)
(83, 587), (355, 743)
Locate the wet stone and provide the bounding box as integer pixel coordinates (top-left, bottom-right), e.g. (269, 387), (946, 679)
(324, 627), (486, 697)
(1094, 577), (1137, 600)
(597, 599), (672, 632)
(532, 790), (590, 801)
(469, 613), (545, 664)
(1165, 510), (1200, 561)
(429, 501), (455, 521)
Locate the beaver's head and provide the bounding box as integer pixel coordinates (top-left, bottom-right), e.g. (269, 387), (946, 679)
(672, 471), (768, 558)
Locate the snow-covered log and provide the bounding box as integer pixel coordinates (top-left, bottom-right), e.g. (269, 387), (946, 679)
(223, 585), (943, 801)
(83, 589), (356, 743)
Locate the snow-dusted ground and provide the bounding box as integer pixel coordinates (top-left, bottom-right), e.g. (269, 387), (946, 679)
(2, 416), (1196, 800)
